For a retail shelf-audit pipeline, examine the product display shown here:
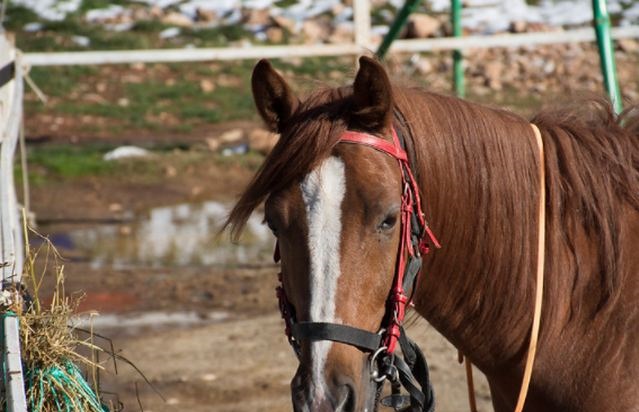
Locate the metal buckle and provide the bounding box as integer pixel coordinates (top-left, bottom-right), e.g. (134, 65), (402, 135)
(370, 346), (399, 383)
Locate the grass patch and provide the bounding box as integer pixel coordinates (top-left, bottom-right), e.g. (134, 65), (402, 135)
(29, 66), (98, 98)
(25, 144), (116, 178)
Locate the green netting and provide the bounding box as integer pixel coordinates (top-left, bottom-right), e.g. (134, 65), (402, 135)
(24, 360), (108, 412)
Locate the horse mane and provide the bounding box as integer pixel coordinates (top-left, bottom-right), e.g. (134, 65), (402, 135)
(532, 99), (639, 300)
(226, 80), (639, 305)
(224, 86), (352, 240)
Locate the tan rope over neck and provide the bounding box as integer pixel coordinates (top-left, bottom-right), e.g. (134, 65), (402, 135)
(463, 123), (546, 412)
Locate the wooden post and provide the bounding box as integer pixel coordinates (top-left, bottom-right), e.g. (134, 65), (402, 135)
(353, 0), (372, 49)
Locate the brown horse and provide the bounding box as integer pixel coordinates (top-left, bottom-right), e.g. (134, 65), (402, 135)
(225, 56), (639, 412)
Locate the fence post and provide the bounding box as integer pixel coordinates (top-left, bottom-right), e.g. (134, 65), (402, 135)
(376, 0), (422, 59)
(452, 0), (465, 97)
(592, 0), (623, 113)
(0, 33), (28, 412)
(353, 0), (372, 49)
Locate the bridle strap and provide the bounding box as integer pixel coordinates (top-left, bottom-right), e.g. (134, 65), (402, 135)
(340, 130), (408, 161)
(291, 322), (382, 352)
(464, 123), (546, 412)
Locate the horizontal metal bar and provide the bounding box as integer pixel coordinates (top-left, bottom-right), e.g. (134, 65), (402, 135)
(23, 43), (363, 66)
(19, 25), (639, 67)
(389, 25), (639, 52)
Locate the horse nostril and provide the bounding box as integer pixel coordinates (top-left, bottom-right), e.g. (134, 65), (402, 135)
(335, 383), (356, 412)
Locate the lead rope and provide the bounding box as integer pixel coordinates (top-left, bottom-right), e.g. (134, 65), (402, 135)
(464, 123), (546, 412)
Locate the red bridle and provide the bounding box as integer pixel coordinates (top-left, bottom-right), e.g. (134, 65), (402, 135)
(274, 127), (440, 411)
(339, 128), (440, 352)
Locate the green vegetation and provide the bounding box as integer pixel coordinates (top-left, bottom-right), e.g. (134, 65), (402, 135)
(24, 144), (116, 178)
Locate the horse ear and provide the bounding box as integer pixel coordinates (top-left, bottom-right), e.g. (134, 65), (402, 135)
(351, 56), (393, 130)
(251, 59), (300, 133)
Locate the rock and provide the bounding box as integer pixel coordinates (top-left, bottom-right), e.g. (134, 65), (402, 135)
(483, 61), (503, 90)
(162, 11), (192, 27)
(130, 62), (145, 71)
(266, 27), (284, 43)
(199, 79), (215, 93)
(273, 14), (298, 33)
(406, 13), (441, 38)
(164, 165), (177, 178)
(205, 137), (221, 152)
(244, 8), (270, 26)
(195, 8), (217, 23)
(201, 373), (217, 382)
(302, 20), (328, 43)
(412, 56), (433, 75)
(249, 128), (279, 154)
(220, 128), (244, 143)
(150, 6), (163, 19)
(617, 38), (639, 53)
(510, 20), (527, 33)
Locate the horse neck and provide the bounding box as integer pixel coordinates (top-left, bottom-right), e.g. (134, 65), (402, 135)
(396, 90), (542, 371)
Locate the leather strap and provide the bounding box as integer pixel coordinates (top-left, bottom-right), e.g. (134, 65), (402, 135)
(340, 130), (408, 161)
(513, 123), (546, 412)
(464, 123), (546, 412)
(291, 322), (382, 352)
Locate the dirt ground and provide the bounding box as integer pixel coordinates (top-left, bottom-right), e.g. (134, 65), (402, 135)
(26, 118), (496, 412)
(55, 263), (494, 412)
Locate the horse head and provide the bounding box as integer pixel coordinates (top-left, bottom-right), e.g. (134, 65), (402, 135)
(229, 56), (430, 411)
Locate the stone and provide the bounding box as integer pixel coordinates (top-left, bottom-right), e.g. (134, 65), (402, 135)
(244, 8), (270, 26)
(302, 20), (327, 43)
(249, 128), (278, 154)
(412, 56), (433, 75)
(205, 137), (221, 152)
(617, 38), (639, 53)
(266, 27), (284, 43)
(219, 128), (244, 143)
(406, 13), (441, 38)
(162, 12), (192, 27)
(272, 14), (297, 33)
(510, 20), (527, 33)
(195, 8), (217, 23)
(483, 61), (503, 90)
(199, 79), (215, 93)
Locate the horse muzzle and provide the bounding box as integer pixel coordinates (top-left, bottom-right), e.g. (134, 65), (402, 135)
(291, 365), (376, 412)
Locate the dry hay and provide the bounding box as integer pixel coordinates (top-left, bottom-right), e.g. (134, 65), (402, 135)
(1, 219), (121, 412)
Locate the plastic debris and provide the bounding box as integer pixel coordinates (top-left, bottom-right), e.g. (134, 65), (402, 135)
(103, 146), (150, 161)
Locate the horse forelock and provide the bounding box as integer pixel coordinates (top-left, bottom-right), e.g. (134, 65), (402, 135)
(224, 87), (352, 240)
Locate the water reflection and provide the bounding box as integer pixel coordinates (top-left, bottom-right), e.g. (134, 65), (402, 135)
(68, 201), (273, 268)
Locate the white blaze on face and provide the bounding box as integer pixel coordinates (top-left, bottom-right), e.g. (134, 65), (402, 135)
(300, 156), (346, 401)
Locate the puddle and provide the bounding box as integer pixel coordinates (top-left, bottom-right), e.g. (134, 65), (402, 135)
(73, 310), (230, 332)
(46, 201), (274, 268)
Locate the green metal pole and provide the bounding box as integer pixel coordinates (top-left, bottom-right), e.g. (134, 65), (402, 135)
(451, 0), (464, 97)
(592, 0), (622, 113)
(376, 0), (422, 59)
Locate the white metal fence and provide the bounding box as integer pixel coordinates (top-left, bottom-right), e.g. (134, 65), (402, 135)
(0, 32), (27, 412)
(18, 0), (639, 67)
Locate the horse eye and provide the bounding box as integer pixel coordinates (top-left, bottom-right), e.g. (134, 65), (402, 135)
(379, 214), (397, 231)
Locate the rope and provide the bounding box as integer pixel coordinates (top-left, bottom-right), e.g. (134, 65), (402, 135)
(513, 123), (546, 412)
(463, 123), (546, 412)
(24, 360), (109, 412)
